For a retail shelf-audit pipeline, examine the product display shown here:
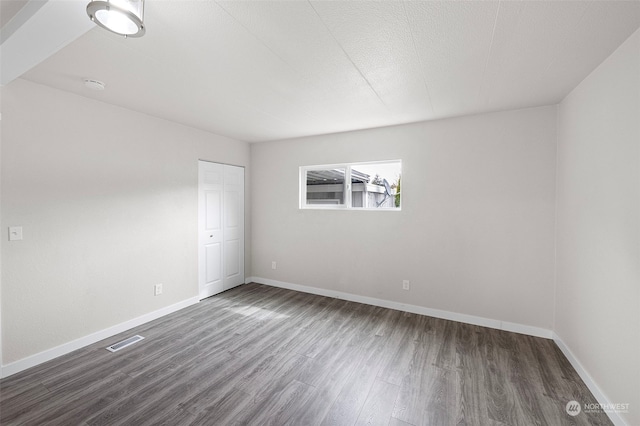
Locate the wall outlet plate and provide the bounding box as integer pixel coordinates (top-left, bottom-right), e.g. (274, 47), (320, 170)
(154, 283), (163, 296)
(9, 226), (23, 241)
(402, 280), (410, 290)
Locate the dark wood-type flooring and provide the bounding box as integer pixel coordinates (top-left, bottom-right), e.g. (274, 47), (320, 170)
(1, 283), (611, 425)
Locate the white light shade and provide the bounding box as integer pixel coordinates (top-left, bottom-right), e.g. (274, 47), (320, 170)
(87, 0), (145, 38)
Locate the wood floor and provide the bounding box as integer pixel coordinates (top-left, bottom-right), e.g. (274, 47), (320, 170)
(1, 283), (611, 426)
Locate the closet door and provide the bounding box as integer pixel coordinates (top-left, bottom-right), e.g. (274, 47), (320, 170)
(222, 164), (244, 291)
(198, 161), (244, 299)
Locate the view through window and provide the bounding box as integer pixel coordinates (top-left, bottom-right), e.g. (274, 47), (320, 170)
(300, 161), (401, 210)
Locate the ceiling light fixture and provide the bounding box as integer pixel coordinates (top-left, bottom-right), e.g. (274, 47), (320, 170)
(86, 0), (145, 38)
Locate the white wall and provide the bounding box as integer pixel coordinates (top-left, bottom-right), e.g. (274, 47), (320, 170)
(251, 106), (557, 330)
(556, 28), (640, 426)
(0, 103), (3, 369)
(0, 79), (251, 365)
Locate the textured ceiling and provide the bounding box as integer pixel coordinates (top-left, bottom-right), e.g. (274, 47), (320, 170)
(10, 1), (640, 142)
(0, 0), (29, 28)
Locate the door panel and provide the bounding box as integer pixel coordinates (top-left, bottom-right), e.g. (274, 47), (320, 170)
(204, 170), (222, 184)
(224, 191), (239, 228)
(205, 191), (221, 230)
(199, 162), (223, 298)
(205, 243), (222, 283)
(225, 240), (240, 277)
(222, 164), (245, 290)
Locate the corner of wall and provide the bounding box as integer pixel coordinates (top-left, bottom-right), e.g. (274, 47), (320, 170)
(551, 27), (640, 426)
(553, 332), (629, 426)
(552, 102), (561, 334)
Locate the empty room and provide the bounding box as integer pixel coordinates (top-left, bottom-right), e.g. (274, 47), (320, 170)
(0, 0), (638, 425)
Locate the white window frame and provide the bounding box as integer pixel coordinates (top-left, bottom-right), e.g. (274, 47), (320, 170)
(300, 160), (402, 211)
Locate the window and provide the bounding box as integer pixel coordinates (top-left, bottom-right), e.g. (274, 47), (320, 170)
(300, 161), (401, 210)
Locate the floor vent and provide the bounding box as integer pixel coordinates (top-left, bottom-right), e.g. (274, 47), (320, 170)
(106, 335), (144, 352)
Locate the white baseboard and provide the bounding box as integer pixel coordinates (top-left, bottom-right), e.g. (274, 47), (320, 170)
(0, 297), (199, 379)
(553, 332), (627, 426)
(247, 277), (553, 339)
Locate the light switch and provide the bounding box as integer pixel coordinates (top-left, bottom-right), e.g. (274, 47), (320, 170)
(9, 226), (23, 241)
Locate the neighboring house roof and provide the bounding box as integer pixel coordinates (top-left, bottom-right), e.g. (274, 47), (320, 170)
(306, 169), (370, 185)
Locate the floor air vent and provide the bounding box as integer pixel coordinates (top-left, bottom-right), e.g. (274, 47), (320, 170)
(106, 335), (144, 352)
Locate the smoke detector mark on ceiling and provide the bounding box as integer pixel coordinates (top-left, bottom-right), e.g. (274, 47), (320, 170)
(84, 79), (106, 91)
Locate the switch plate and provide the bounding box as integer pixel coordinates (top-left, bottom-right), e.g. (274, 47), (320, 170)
(9, 226), (23, 241)
(272, 261), (277, 270)
(154, 283), (163, 296)
(402, 280), (410, 290)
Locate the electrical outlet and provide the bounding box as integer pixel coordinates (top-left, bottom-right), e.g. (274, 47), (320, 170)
(272, 261), (277, 270)
(154, 283), (163, 296)
(8, 226), (23, 241)
(402, 280), (410, 291)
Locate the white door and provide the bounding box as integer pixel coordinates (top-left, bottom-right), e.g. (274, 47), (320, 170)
(198, 161), (244, 299)
(222, 164), (244, 291)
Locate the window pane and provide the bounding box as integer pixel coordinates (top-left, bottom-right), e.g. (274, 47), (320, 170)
(306, 168), (346, 205)
(350, 162), (401, 209)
